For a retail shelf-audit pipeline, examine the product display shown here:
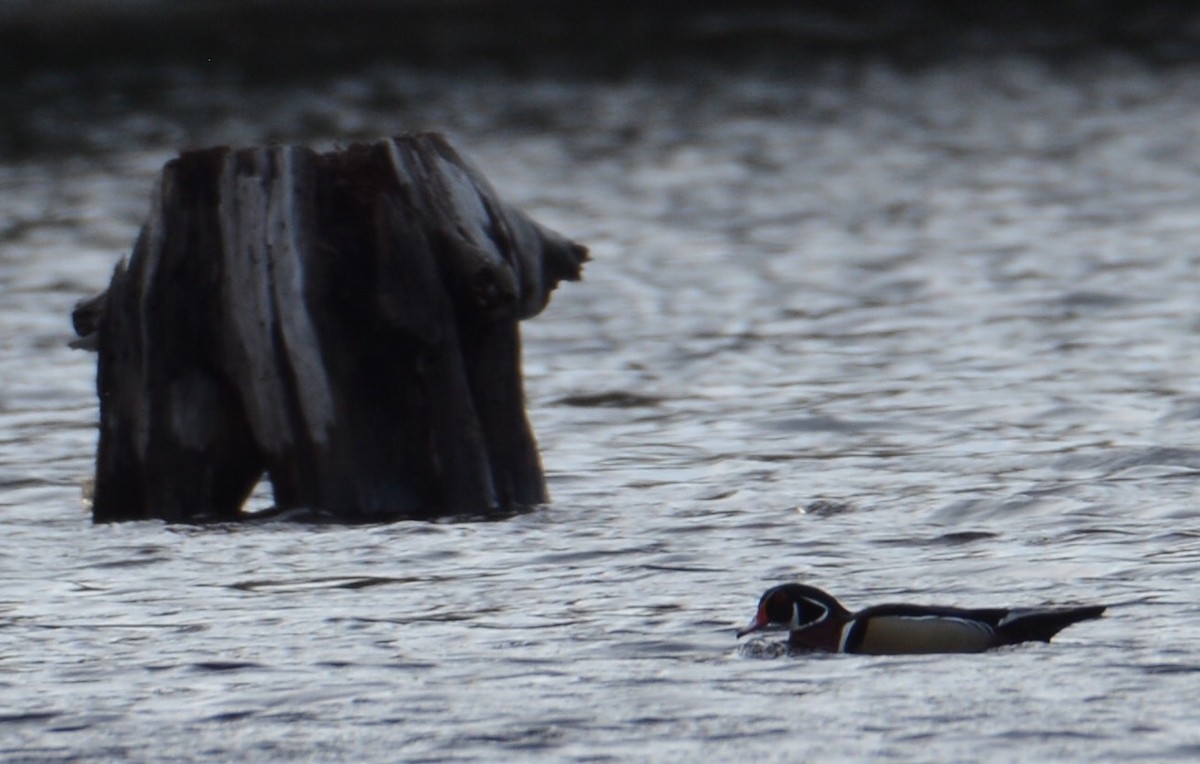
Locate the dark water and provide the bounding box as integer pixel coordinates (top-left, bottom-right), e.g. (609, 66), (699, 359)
(4, 8), (1200, 761)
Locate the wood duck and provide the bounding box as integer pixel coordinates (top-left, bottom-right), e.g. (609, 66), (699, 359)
(737, 583), (1105, 655)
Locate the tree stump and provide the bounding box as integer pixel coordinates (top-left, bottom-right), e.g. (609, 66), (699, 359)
(72, 133), (587, 523)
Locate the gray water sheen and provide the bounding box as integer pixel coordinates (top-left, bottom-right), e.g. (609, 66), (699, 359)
(3, 48), (1200, 762)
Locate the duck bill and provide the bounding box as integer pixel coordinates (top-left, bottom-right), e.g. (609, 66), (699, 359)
(737, 612), (767, 639)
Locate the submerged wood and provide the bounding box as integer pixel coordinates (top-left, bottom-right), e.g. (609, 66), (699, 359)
(74, 133), (587, 523)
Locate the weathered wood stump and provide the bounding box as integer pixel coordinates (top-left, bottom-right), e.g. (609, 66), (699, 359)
(73, 133), (587, 523)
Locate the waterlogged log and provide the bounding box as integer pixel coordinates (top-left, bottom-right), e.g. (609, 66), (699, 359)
(74, 133), (587, 523)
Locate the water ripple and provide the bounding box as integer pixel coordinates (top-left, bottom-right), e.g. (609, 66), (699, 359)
(4, 44), (1200, 764)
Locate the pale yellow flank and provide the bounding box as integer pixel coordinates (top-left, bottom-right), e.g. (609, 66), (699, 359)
(845, 616), (995, 655)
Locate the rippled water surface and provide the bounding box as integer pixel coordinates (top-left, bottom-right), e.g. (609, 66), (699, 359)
(4, 33), (1200, 762)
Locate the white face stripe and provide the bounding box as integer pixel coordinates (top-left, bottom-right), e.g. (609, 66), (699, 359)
(792, 596), (831, 631)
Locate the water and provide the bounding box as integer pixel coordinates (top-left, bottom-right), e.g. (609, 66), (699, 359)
(4, 27), (1200, 762)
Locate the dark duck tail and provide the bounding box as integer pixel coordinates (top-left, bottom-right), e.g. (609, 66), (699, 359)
(994, 605), (1107, 645)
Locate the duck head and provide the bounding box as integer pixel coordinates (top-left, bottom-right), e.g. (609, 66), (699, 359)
(737, 583), (849, 638)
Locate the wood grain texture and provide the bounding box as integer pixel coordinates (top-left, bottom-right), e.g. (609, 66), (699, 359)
(76, 134), (587, 523)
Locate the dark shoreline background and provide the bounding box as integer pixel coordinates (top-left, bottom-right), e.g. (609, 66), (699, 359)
(6, 1), (1200, 81)
(9, 0), (1200, 70)
(7, 0), (1200, 162)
